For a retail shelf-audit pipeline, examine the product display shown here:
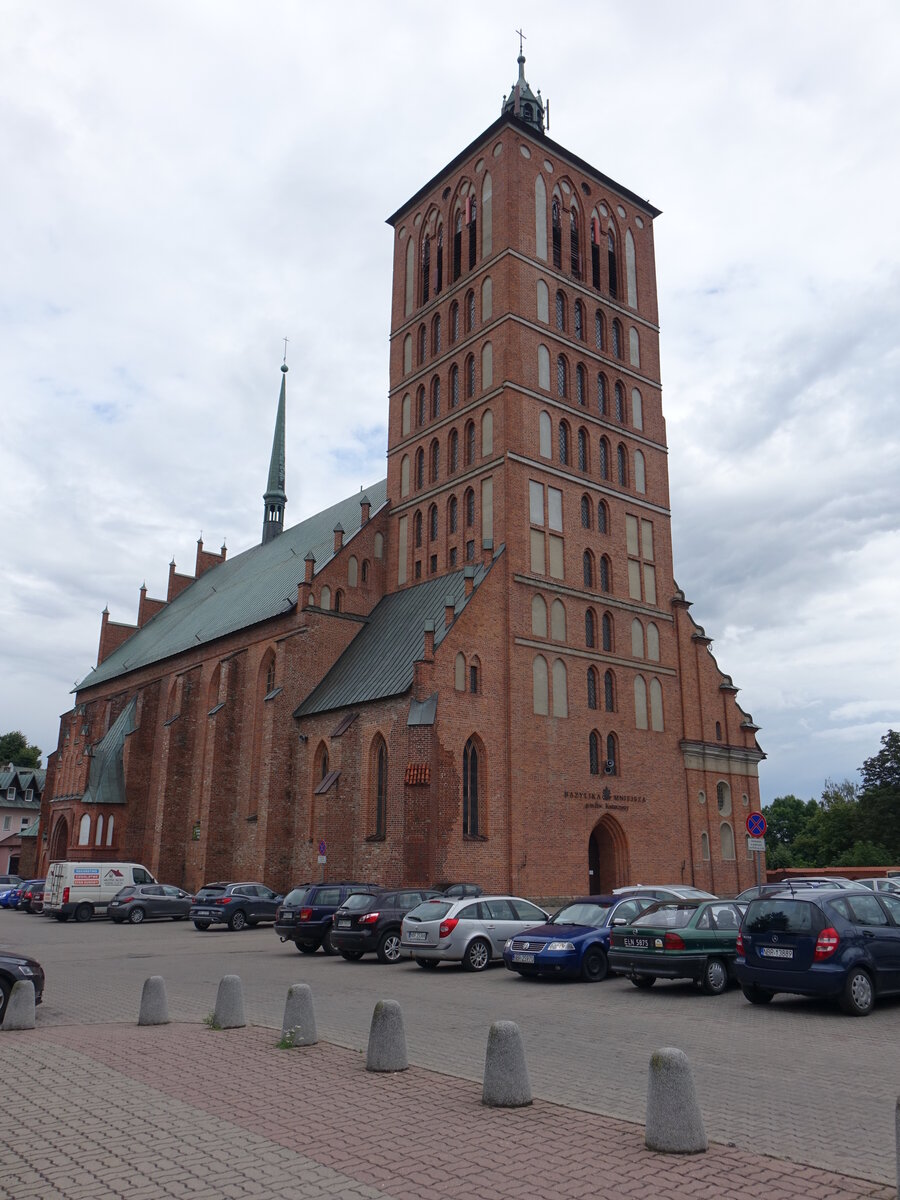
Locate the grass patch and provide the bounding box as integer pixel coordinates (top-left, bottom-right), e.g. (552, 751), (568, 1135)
(203, 1011), (222, 1030)
(276, 1029), (296, 1049)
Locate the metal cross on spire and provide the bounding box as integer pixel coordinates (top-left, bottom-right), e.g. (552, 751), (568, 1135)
(516, 27), (526, 55)
(282, 336), (290, 365)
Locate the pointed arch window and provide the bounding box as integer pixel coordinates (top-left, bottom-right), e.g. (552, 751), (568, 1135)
(466, 354), (476, 397)
(587, 667), (598, 710)
(469, 655), (480, 694)
(431, 313), (441, 355)
(583, 550), (594, 589)
(595, 309), (604, 350)
(635, 450), (646, 494)
(591, 215), (601, 287)
(435, 225), (444, 294)
(428, 503), (438, 541)
(415, 448), (424, 490)
(552, 658), (568, 717)
(94, 814), (104, 846)
(557, 355), (567, 398)
(531, 594), (547, 638)
(552, 198), (562, 268)
(585, 608), (596, 648)
(550, 598), (566, 641)
(720, 822), (736, 860)
(400, 454), (410, 497)
(615, 381), (625, 422)
(574, 301), (584, 341)
(581, 494), (591, 529)
(464, 420), (476, 466)
(604, 669), (615, 712)
(421, 233), (431, 303)
(465, 487), (475, 527)
(608, 230), (618, 299)
(599, 437), (609, 480)
(577, 427), (588, 471)
(462, 737), (481, 836)
(606, 733), (618, 775)
(558, 419), (570, 465)
(617, 444), (628, 487)
(555, 289), (566, 332)
(601, 611), (613, 652)
(589, 731), (600, 775)
(417, 386), (426, 427)
(418, 324), (427, 365)
(453, 209), (463, 280)
(576, 364), (586, 406)
(599, 555), (611, 593)
(414, 510), (423, 548)
(612, 319), (622, 359)
(450, 300), (460, 342)
(78, 813), (91, 846)
(449, 429), (459, 473)
(597, 374), (607, 417)
(429, 441), (439, 483)
(431, 377), (441, 419)
(570, 207), (581, 278)
(448, 494), (458, 534)
(597, 500), (608, 535)
(465, 289), (476, 332)
(334, 591), (343, 612)
(468, 197), (477, 269)
(374, 734), (388, 840)
(532, 655), (549, 715)
(450, 364), (460, 408)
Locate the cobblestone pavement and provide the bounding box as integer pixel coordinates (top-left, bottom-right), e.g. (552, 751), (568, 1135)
(0, 1023), (894, 1200)
(3, 914), (899, 1192)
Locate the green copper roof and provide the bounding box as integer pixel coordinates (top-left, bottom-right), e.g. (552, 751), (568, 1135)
(77, 480), (388, 692)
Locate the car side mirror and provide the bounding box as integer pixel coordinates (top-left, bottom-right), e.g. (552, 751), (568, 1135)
(612, 917), (627, 926)
(275, 895), (284, 903)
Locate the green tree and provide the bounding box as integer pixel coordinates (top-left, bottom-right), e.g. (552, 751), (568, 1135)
(859, 730), (900, 792)
(0, 730), (42, 769)
(857, 731), (900, 861)
(764, 795), (816, 852)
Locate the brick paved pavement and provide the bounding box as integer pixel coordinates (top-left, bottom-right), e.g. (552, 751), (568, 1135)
(0, 1022), (894, 1200)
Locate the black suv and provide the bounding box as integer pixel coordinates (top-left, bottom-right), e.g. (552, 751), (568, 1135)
(189, 881), (283, 931)
(275, 881), (380, 954)
(331, 888), (444, 963)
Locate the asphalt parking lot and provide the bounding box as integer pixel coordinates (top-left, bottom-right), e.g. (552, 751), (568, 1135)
(3, 911), (899, 1186)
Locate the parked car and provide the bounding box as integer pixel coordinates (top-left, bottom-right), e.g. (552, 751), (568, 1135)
(0, 874), (23, 890)
(189, 882), (283, 931)
(777, 876), (857, 890)
(438, 883), (483, 898)
(503, 894), (657, 982)
(0, 952), (44, 1018)
(28, 882), (45, 914)
(613, 884), (718, 902)
(401, 894), (549, 971)
(608, 899), (746, 994)
(275, 881), (381, 954)
(855, 878), (900, 895)
(736, 887), (900, 1016)
(108, 884), (194, 924)
(44, 860), (157, 922)
(16, 880), (45, 913)
(331, 888), (444, 963)
(0, 885), (21, 909)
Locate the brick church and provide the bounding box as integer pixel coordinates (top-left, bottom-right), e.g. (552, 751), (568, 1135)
(35, 54), (765, 901)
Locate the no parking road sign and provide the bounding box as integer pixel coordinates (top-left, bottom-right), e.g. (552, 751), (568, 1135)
(746, 812), (767, 839)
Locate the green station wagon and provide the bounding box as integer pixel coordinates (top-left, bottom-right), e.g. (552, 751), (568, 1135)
(608, 899), (745, 995)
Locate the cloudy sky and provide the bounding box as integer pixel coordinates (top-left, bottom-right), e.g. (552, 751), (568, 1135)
(2, 2), (898, 805)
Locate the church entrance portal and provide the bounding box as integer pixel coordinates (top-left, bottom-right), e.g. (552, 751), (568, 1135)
(49, 816), (69, 863)
(588, 815), (629, 894)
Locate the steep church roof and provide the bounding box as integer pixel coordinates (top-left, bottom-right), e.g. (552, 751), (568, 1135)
(78, 480), (388, 692)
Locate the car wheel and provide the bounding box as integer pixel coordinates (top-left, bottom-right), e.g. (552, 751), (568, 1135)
(74, 903), (93, 923)
(462, 938), (491, 972)
(376, 931), (403, 964)
(297, 943), (317, 954)
(741, 984), (774, 1005)
(840, 967), (875, 1016)
(631, 974), (656, 988)
(415, 957), (439, 969)
(193, 921), (211, 931)
(321, 929), (337, 956)
(0, 978), (10, 1021)
(228, 909), (247, 932)
(580, 947), (609, 982)
(340, 950), (365, 961)
(128, 907), (146, 925)
(701, 958), (729, 996)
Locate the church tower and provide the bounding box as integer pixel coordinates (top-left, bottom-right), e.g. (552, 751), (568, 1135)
(261, 362), (288, 544)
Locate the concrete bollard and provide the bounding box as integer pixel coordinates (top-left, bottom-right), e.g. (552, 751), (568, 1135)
(138, 976), (169, 1026)
(645, 1047), (708, 1154)
(1, 980), (36, 1031)
(482, 1020), (532, 1107)
(213, 974), (246, 1029)
(281, 984), (317, 1046)
(366, 999), (408, 1072)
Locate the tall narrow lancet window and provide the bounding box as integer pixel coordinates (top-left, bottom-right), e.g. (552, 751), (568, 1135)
(465, 487), (475, 527)
(617, 443), (628, 486)
(602, 611), (613, 651)
(589, 731), (600, 775)
(570, 207), (581, 279)
(448, 494), (458, 533)
(435, 225), (444, 294)
(558, 420), (569, 465)
(615, 381), (625, 422)
(453, 210), (463, 280)
(552, 198), (562, 269)
(599, 555), (611, 593)
(597, 500), (608, 535)
(432, 314), (441, 356)
(431, 376), (440, 419)
(415, 448), (424, 489)
(449, 429), (459, 473)
(374, 741), (387, 838)
(587, 667), (598, 710)
(577, 427), (588, 471)
(421, 233), (431, 303)
(450, 364), (460, 407)
(557, 355), (567, 398)
(429, 503), (438, 541)
(576, 365), (586, 406)
(466, 289), (476, 332)
(583, 551), (594, 589)
(414, 510), (423, 548)
(466, 354), (476, 397)
(556, 290), (565, 332)
(597, 374), (607, 416)
(468, 197), (478, 270)
(585, 608), (596, 648)
(594, 309), (604, 350)
(591, 215), (601, 289)
(612, 319), (622, 359)
(574, 301), (584, 340)
(599, 437), (609, 480)
(465, 420), (476, 466)
(417, 386), (426, 427)
(429, 440), (439, 483)
(608, 230), (618, 299)
(418, 323), (427, 364)
(606, 733), (618, 775)
(581, 494), (591, 528)
(450, 300), (460, 343)
(462, 738), (480, 836)
(604, 670), (615, 712)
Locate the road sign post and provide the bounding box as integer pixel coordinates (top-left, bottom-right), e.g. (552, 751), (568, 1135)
(746, 813), (767, 887)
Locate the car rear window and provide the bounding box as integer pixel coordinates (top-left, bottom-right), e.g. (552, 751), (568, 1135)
(554, 902), (612, 927)
(114, 887), (137, 898)
(283, 887), (310, 906)
(196, 885), (226, 899)
(341, 893), (377, 912)
(632, 903), (696, 929)
(407, 900), (452, 921)
(745, 899), (823, 934)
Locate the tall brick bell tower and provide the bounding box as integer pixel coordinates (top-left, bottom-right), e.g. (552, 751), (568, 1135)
(383, 50), (765, 897)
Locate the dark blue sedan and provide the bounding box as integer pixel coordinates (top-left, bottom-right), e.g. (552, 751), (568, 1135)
(736, 888), (900, 1016)
(502, 894), (655, 982)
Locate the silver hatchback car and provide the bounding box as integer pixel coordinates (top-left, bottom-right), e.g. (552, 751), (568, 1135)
(401, 894), (549, 971)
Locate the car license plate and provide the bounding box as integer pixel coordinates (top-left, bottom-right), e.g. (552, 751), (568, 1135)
(406, 930), (427, 942)
(280, 913), (293, 922)
(198, 910), (214, 918)
(513, 953), (534, 964)
(624, 937), (649, 949)
(336, 919), (350, 928)
(760, 946), (793, 959)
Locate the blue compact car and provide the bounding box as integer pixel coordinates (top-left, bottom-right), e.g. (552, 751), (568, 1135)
(503, 894), (656, 982)
(736, 888), (900, 1016)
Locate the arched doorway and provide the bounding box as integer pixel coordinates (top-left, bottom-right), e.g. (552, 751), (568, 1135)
(49, 816), (69, 862)
(588, 815), (629, 894)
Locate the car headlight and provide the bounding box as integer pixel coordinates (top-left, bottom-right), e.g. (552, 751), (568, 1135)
(504, 938), (512, 950)
(18, 966), (35, 977)
(546, 941), (575, 952)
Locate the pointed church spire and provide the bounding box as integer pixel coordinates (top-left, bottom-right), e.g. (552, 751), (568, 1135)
(262, 362), (288, 544)
(501, 36), (545, 134)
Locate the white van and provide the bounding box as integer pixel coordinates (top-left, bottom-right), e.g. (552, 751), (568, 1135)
(44, 861), (157, 922)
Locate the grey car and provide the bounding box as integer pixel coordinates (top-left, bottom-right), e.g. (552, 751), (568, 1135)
(108, 883), (194, 923)
(401, 894), (549, 971)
